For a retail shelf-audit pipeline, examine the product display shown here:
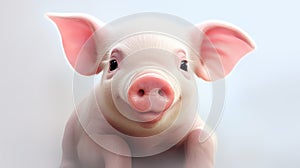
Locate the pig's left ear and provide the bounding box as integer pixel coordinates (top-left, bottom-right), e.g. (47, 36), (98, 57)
(47, 13), (105, 76)
(193, 21), (255, 81)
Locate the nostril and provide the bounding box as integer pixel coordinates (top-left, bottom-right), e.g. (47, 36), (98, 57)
(158, 89), (164, 97)
(137, 89), (145, 97)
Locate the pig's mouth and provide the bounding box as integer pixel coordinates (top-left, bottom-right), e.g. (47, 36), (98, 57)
(133, 99), (179, 125)
(134, 110), (165, 124)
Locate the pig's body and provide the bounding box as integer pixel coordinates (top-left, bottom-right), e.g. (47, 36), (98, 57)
(48, 13), (255, 168)
(61, 95), (207, 168)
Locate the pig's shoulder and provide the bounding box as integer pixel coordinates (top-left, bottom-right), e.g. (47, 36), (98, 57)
(64, 112), (85, 143)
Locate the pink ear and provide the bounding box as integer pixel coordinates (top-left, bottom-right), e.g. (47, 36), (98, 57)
(47, 13), (104, 75)
(194, 21), (255, 81)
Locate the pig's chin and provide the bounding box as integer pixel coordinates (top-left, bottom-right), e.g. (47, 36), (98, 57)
(133, 100), (180, 129)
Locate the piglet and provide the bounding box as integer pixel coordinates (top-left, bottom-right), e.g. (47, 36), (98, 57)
(47, 12), (255, 168)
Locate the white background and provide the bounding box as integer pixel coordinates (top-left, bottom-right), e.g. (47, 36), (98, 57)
(0, 0), (299, 167)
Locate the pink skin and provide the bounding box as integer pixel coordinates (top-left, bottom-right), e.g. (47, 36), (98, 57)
(47, 13), (255, 168)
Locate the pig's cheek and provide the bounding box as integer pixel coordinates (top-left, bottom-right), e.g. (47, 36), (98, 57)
(96, 80), (114, 111)
(160, 100), (181, 127)
(178, 68), (193, 80)
(103, 70), (114, 80)
(96, 80), (127, 122)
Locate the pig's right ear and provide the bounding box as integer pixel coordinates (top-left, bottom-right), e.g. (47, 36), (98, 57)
(47, 13), (105, 75)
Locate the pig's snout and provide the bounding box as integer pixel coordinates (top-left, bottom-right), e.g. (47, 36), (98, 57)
(127, 74), (174, 113)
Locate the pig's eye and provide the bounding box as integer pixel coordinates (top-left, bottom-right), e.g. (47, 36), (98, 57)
(180, 60), (188, 71)
(109, 59), (118, 71)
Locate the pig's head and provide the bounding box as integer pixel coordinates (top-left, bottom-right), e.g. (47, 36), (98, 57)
(48, 13), (255, 138)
